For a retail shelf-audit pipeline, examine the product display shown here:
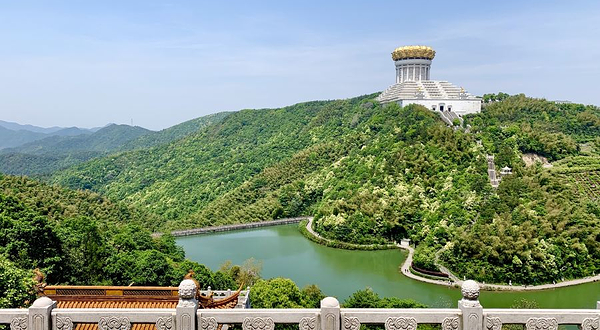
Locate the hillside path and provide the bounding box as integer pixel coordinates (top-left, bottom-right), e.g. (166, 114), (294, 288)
(305, 218), (600, 291)
(305, 218), (454, 287)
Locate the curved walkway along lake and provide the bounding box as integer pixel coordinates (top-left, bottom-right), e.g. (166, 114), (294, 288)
(176, 224), (600, 309)
(303, 218), (600, 291)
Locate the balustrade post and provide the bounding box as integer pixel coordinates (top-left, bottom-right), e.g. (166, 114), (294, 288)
(597, 301), (600, 309)
(176, 279), (198, 330)
(320, 297), (340, 330)
(28, 297), (55, 330)
(458, 280), (483, 330)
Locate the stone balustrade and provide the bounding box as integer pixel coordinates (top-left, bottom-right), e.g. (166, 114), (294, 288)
(1, 280), (598, 330)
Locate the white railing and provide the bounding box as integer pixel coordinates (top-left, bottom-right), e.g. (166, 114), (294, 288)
(0, 309), (28, 330)
(1, 280), (598, 330)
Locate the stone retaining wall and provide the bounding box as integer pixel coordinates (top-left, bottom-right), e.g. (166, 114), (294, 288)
(170, 217), (311, 237)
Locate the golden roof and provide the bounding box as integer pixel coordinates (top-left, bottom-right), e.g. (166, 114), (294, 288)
(42, 284), (241, 309)
(42, 285), (241, 330)
(392, 45), (435, 61)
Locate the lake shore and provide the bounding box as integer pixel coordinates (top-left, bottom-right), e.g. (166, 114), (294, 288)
(302, 217), (600, 291)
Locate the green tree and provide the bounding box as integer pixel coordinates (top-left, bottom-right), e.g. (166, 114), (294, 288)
(0, 256), (35, 308)
(301, 284), (326, 308)
(250, 278), (303, 308)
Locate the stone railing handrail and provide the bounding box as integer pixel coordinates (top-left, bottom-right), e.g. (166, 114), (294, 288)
(340, 308), (460, 323)
(199, 308), (320, 323)
(2, 280), (599, 330)
(0, 309), (28, 324)
(52, 308), (174, 322)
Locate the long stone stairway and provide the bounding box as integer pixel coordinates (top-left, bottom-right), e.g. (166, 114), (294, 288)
(487, 155), (500, 188)
(437, 110), (463, 127)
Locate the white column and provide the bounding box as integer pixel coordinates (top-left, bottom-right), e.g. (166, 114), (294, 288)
(399, 65), (403, 83)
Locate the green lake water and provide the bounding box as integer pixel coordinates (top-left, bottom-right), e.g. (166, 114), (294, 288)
(176, 224), (600, 309)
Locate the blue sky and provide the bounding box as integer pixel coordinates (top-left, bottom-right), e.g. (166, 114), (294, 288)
(0, 1), (599, 130)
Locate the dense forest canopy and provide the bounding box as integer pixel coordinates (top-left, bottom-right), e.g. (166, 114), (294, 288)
(0, 174), (238, 308)
(3, 93), (600, 290)
(50, 94), (600, 285)
(0, 112), (230, 176)
(0, 174), (430, 312)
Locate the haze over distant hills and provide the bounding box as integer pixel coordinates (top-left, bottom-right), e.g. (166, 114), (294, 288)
(0, 112), (231, 175)
(0, 120), (103, 134)
(0, 120), (103, 150)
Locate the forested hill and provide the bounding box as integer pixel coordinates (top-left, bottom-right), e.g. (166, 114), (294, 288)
(0, 126), (68, 150)
(0, 174), (236, 308)
(0, 124), (150, 175)
(118, 111), (231, 151)
(0, 123), (94, 150)
(3, 124), (151, 155)
(48, 93), (600, 285)
(0, 113), (230, 176)
(51, 95), (380, 221)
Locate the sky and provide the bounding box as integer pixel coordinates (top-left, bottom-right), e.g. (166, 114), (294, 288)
(0, 1), (599, 131)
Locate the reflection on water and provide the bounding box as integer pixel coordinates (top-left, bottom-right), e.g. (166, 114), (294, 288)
(177, 224), (600, 308)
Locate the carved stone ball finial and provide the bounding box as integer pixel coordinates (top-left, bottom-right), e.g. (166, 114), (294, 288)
(461, 280), (480, 301)
(320, 297), (340, 308)
(178, 279), (197, 299)
(32, 296), (54, 307)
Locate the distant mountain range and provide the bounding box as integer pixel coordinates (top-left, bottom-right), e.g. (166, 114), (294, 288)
(0, 112), (231, 175)
(0, 120), (104, 150)
(0, 120), (103, 134)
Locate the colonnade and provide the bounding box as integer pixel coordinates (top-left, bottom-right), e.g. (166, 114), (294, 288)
(395, 58), (432, 83)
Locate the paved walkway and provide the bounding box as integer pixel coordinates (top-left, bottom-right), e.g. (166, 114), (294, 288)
(396, 242), (456, 287)
(304, 217), (395, 250)
(434, 249), (461, 283)
(305, 218), (454, 287)
(476, 274), (600, 291)
(305, 218), (600, 291)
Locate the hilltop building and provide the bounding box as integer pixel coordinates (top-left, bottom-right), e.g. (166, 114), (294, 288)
(376, 46), (481, 119)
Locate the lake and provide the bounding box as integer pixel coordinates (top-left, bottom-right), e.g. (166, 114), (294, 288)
(176, 224), (600, 308)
